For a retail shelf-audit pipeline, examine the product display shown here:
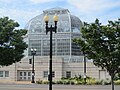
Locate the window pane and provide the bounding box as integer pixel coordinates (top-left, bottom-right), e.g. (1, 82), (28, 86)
(52, 71), (55, 77)
(66, 71), (71, 78)
(0, 71), (3, 77)
(43, 71), (48, 78)
(28, 72), (31, 76)
(20, 77), (22, 80)
(24, 72), (26, 76)
(20, 72), (22, 76)
(24, 77), (26, 80)
(28, 77), (31, 80)
(5, 71), (9, 77)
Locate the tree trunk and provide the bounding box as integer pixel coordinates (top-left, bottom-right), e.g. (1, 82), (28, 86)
(111, 73), (114, 90)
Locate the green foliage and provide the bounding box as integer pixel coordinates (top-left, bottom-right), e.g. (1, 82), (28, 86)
(36, 80), (42, 84)
(0, 17), (28, 66)
(114, 80), (120, 85)
(73, 18), (120, 90)
(86, 79), (96, 85)
(36, 80), (52, 84)
(114, 73), (120, 80)
(100, 79), (111, 85)
(42, 80), (49, 84)
(36, 76), (120, 85)
(56, 80), (64, 84)
(73, 18), (120, 77)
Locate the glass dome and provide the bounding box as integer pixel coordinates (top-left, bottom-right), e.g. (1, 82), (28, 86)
(25, 7), (83, 62)
(25, 7), (82, 33)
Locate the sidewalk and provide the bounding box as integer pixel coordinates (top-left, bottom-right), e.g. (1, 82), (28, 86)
(0, 80), (32, 84)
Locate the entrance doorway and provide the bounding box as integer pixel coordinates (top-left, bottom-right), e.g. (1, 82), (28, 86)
(17, 70), (31, 81)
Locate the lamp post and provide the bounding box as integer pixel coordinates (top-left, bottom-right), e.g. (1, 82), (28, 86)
(44, 14), (58, 90)
(83, 52), (86, 84)
(30, 48), (36, 83)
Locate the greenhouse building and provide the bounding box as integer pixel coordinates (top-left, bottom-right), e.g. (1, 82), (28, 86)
(0, 8), (110, 82)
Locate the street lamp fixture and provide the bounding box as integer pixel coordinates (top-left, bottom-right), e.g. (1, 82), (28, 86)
(30, 48), (36, 83)
(44, 14), (58, 90)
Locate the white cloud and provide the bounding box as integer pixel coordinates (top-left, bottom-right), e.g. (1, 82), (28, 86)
(65, 0), (120, 25)
(0, 8), (42, 28)
(30, 0), (56, 4)
(0, 0), (119, 28)
(67, 0), (120, 13)
(0, 0), (15, 3)
(0, 8), (37, 20)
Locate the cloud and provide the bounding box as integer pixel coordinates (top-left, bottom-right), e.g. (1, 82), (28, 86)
(0, 0), (15, 3)
(30, 0), (56, 4)
(67, 0), (120, 13)
(0, 8), (37, 20)
(0, 8), (41, 28)
(65, 0), (120, 24)
(0, 0), (119, 28)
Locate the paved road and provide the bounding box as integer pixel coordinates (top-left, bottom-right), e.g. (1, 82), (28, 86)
(0, 84), (120, 90)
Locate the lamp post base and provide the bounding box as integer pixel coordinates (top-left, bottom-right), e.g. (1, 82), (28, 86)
(31, 81), (35, 83)
(31, 74), (35, 83)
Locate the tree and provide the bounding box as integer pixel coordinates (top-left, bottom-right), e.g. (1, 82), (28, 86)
(73, 19), (120, 90)
(0, 17), (27, 66)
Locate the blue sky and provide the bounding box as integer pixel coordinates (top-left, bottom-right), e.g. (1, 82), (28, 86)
(0, 0), (120, 28)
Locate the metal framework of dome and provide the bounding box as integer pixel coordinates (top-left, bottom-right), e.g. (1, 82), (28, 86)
(25, 7), (83, 62)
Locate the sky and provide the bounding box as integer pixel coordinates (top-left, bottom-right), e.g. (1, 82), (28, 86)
(0, 0), (120, 29)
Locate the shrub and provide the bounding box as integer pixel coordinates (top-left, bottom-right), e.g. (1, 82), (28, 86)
(100, 79), (111, 85)
(63, 80), (70, 85)
(95, 80), (102, 85)
(36, 76), (119, 85)
(36, 80), (42, 84)
(42, 80), (49, 84)
(36, 80), (49, 84)
(86, 79), (96, 85)
(114, 80), (120, 85)
(75, 80), (83, 85)
(56, 80), (64, 84)
(70, 80), (75, 85)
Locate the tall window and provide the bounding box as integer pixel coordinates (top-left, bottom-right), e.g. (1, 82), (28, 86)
(5, 71), (9, 77)
(66, 71), (71, 78)
(43, 71), (55, 78)
(0, 71), (3, 77)
(43, 71), (48, 78)
(0, 71), (9, 77)
(52, 71), (55, 77)
(28, 72), (31, 80)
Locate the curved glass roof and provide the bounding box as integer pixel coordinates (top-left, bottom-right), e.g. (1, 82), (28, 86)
(25, 7), (82, 33)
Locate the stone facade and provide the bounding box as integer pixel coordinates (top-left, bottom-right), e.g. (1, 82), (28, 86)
(0, 56), (110, 82)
